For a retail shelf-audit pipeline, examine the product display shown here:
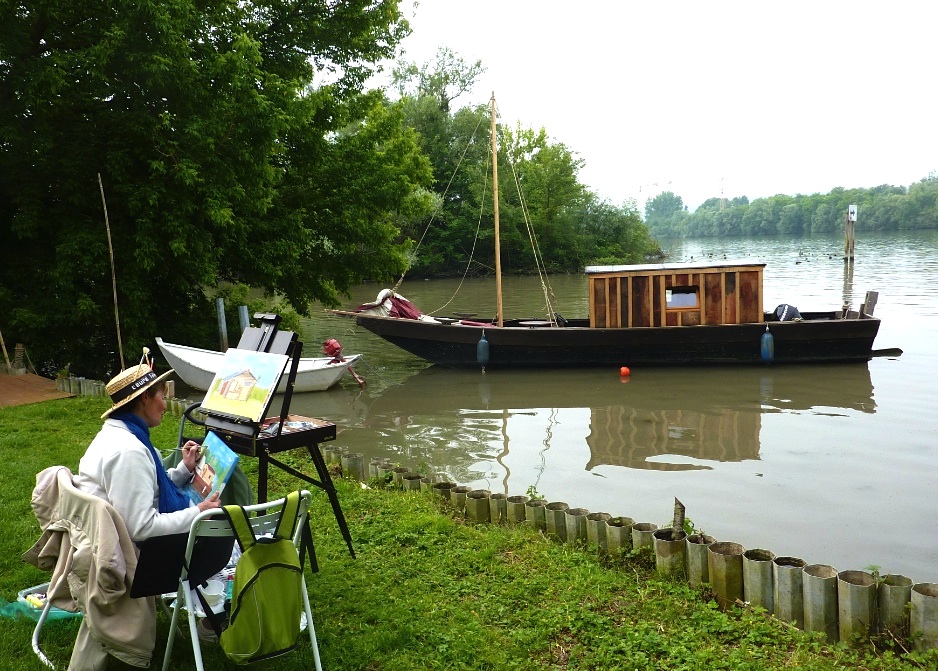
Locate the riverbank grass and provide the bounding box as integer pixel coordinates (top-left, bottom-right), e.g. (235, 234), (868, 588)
(0, 396), (931, 670)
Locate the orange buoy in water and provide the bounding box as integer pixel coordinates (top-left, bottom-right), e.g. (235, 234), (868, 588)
(619, 366), (631, 377)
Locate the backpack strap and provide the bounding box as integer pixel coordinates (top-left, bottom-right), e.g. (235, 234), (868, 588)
(273, 490), (301, 540)
(274, 491), (317, 573)
(197, 585), (226, 638)
(224, 503), (258, 555)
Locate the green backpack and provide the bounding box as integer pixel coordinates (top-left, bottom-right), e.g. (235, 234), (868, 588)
(217, 491), (311, 664)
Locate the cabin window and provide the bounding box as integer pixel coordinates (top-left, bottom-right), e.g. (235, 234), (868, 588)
(666, 286), (699, 309)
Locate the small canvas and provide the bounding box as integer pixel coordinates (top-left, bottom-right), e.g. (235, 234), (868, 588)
(200, 348), (288, 423)
(185, 430), (240, 504)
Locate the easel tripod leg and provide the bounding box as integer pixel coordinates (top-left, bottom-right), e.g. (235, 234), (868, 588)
(307, 444), (356, 558)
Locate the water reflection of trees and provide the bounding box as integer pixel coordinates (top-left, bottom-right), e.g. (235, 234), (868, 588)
(329, 363), (875, 482)
(586, 405), (760, 471)
(362, 410), (524, 485)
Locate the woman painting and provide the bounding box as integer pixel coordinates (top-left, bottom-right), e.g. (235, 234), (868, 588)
(68, 349), (222, 669)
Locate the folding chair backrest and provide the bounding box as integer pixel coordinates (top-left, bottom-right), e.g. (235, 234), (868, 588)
(132, 532), (233, 598)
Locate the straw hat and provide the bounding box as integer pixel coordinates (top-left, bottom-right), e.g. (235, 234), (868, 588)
(101, 348), (174, 419)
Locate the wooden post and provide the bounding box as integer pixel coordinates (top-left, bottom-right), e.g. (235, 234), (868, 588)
(844, 204), (857, 262)
(215, 297), (229, 351)
(0, 328), (11, 374)
(13, 343), (25, 374)
(672, 498), (686, 540)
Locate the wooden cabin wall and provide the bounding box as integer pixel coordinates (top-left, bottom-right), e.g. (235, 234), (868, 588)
(739, 271), (761, 322)
(705, 273), (723, 325)
(608, 279), (619, 327)
(588, 265), (764, 328)
(652, 277), (663, 326)
(592, 277), (608, 327)
(619, 278), (630, 327)
(632, 276), (651, 327)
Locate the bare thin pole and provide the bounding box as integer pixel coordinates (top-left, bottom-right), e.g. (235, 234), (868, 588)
(490, 93), (503, 327)
(0, 327), (11, 373)
(99, 173), (125, 369)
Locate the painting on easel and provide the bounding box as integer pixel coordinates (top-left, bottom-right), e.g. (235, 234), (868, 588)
(200, 348), (288, 423)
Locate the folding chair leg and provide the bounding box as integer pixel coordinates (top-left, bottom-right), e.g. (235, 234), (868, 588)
(31, 599), (57, 670)
(162, 581), (209, 671)
(184, 582), (208, 671)
(157, 596), (186, 640)
(33, 550), (76, 670)
(162, 584), (205, 671)
(161, 587), (183, 671)
(301, 576), (323, 671)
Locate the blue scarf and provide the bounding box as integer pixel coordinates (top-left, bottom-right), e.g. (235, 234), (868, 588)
(113, 411), (191, 514)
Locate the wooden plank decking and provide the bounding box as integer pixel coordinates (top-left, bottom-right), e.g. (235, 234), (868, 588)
(0, 373), (73, 408)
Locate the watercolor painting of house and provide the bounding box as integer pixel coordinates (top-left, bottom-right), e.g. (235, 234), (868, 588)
(218, 369), (258, 401)
(200, 348), (289, 422)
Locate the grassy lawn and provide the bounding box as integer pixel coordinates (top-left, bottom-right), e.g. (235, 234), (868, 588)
(1, 395), (933, 670)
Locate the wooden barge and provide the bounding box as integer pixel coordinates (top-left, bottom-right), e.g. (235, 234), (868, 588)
(335, 260), (880, 369)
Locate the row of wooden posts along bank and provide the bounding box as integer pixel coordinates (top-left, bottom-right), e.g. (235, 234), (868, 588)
(325, 447), (938, 653)
(56, 376), (189, 414)
(57, 380), (938, 652)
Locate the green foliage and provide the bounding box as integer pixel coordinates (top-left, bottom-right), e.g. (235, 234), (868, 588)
(1, 397), (933, 670)
(393, 47), (660, 277)
(644, 191), (688, 237)
(682, 517), (700, 537)
(525, 485), (544, 501)
(0, 0), (433, 378)
(645, 176), (938, 238)
(212, 284), (302, 340)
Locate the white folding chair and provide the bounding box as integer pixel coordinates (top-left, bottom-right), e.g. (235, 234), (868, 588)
(161, 490), (322, 671)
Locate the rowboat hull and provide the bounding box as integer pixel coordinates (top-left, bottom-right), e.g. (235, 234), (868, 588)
(155, 338), (361, 392)
(339, 312), (880, 368)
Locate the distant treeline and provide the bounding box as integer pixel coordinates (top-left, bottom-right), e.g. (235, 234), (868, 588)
(643, 175), (938, 238)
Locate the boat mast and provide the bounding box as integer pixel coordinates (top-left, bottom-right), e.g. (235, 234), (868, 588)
(491, 93), (503, 327)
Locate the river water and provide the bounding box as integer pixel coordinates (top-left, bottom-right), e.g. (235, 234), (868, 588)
(240, 230), (937, 582)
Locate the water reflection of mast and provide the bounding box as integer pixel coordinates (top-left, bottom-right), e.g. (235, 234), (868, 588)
(529, 408), (557, 494)
(496, 408), (510, 494)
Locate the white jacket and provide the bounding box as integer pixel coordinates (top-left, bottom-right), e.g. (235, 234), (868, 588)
(73, 418), (199, 540)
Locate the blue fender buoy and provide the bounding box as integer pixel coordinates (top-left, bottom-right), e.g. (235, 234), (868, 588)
(760, 325), (775, 363)
(476, 330), (490, 366)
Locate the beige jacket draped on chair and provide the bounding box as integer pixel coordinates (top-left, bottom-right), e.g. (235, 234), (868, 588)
(23, 466), (156, 667)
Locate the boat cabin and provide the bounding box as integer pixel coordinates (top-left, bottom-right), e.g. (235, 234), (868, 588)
(584, 260), (766, 328)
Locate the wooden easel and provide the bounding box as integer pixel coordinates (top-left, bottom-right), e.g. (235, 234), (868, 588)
(201, 313), (355, 558)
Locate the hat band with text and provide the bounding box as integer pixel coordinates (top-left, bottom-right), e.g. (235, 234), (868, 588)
(109, 370), (158, 404)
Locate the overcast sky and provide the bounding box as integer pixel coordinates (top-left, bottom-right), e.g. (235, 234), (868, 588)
(380, 1), (936, 211)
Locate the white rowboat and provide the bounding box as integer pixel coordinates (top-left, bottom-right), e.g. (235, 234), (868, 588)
(155, 337), (362, 393)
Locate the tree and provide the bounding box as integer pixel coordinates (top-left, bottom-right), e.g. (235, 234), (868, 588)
(653, 179), (935, 240)
(392, 46), (484, 113)
(390, 47), (660, 275)
(563, 194), (659, 265)
(643, 191), (687, 237)
(0, 0), (432, 376)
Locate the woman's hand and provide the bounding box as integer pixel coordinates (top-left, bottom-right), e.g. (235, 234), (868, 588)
(197, 492), (221, 512)
(181, 440), (201, 472)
